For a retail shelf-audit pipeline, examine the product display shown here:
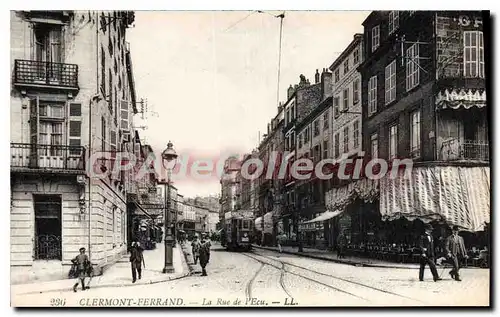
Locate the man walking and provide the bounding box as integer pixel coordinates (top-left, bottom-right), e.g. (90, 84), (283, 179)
(199, 233), (211, 276)
(191, 235), (201, 265)
(419, 224), (442, 282)
(445, 225), (468, 281)
(130, 241), (145, 283)
(72, 247), (91, 292)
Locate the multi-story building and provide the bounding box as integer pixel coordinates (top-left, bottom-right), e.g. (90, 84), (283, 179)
(281, 75), (322, 240)
(219, 156), (240, 225)
(294, 69), (332, 248)
(324, 11), (490, 247)
(183, 202), (196, 238)
(207, 210), (219, 234)
(10, 10), (137, 282)
(317, 34), (365, 248)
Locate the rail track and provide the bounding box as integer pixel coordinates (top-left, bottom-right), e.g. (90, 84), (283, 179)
(241, 251), (426, 305)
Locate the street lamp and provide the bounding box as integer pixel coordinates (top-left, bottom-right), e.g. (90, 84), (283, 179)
(161, 141), (178, 273)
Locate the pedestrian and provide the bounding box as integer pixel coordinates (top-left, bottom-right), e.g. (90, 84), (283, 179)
(336, 230), (348, 259)
(71, 247), (91, 292)
(191, 235), (201, 265)
(277, 232), (285, 253)
(419, 224), (442, 282)
(445, 225), (468, 281)
(199, 233), (211, 276)
(130, 241), (145, 283)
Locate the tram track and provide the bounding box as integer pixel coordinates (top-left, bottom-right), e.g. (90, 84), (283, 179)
(242, 251), (426, 305)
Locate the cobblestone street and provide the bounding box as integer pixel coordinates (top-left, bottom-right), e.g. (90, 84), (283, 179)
(12, 244), (489, 307)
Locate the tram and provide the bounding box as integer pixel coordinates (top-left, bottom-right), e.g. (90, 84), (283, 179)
(223, 210), (254, 251)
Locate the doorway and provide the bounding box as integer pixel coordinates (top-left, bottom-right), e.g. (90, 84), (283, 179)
(34, 195), (62, 260)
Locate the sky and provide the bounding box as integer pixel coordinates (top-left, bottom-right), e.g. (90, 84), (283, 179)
(127, 11), (369, 197)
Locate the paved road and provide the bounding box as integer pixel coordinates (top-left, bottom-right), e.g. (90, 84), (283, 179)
(12, 244), (490, 307)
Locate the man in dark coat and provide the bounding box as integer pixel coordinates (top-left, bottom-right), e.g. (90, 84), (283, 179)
(419, 224), (442, 282)
(130, 241), (145, 283)
(72, 247), (91, 292)
(336, 230), (348, 259)
(445, 225), (468, 281)
(199, 233), (211, 276)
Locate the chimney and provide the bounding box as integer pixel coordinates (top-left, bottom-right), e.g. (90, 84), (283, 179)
(314, 69), (320, 84)
(321, 68), (333, 99)
(278, 101), (284, 112)
(287, 85), (294, 99)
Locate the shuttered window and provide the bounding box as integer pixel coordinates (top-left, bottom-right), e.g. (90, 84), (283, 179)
(120, 100), (129, 131)
(68, 103), (82, 156)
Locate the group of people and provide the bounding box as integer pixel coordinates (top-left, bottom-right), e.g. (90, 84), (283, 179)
(419, 224), (468, 282)
(190, 233), (212, 276)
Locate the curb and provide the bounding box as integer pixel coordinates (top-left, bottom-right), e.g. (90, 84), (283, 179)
(180, 244), (199, 274)
(252, 245), (482, 270)
(16, 248), (191, 296)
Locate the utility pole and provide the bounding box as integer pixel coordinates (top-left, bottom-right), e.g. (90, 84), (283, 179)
(276, 12), (285, 108)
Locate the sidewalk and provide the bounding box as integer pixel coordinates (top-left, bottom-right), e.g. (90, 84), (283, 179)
(253, 245), (483, 270)
(11, 243), (190, 296)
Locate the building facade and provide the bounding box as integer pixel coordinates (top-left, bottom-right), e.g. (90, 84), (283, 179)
(10, 10), (138, 283)
(324, 10), (489, 249)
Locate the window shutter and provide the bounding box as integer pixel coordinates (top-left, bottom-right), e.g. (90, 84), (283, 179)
(68, 103), (82, 156)
(120, 100), (129, 132)
(29, 97), (39, 167)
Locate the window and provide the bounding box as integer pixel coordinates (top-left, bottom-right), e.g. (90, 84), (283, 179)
(121, 211), (126, 243)
(334, 133), (340, 158)
(406, 43), (420, 91)
(101, 116), (107, 152)
(69, 103), (82, 156)
(108, 69), (113, 113)
(112, 206), (116, 245)
(323, 140), (328, 159)
(353, 79), (360, 104)
(388, 11), (399, 35)
(101, 46), (106, 96)
(334, 97), (340, 118)
(353, 120), (360, 149)
(298, 133), (303, 148)
(389, 124), (398, 159)
(410, 110), (421, 158)
(323, 111), (329, 130)
(372, 25), (380, 52)
(120, 100), (129, 131)
(464, 31), (485, 78)
(371, 134), (378, 159)
(34, 24), (62, 63)
(314, 120), (320, 137)
(343, 88), (349, 111)
(343, 126), (349, 153)
(335, 69), (340, 82)
(291, 103), (295, 120)
(291, 131), (295, 149)
(353, 48), (360, 65)
(368, 76), (377, 115)
(285, 109), (290, 125)
(344, 60), (349, 74)
(385, 60), (397, 104)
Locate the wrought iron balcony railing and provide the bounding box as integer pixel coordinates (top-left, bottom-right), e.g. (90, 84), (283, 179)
(11, 143), (85, 171)
(14, 59), (79, 89)
(440, 139), (490, 162)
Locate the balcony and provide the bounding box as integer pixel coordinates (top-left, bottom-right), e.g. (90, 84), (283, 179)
(11, 143), (85, 173)
(13, 60), (79, 91)
(440, 139), (490, 162)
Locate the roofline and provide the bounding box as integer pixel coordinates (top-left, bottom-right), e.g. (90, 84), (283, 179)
(329, 34), (364, 71)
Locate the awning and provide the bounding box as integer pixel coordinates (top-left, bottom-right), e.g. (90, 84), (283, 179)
(302, 210), (343, 224)
(255, 213), (273, 233)
(436, 88), (487, 110)
(325, 178), (379, 211)
(134, 202), (155, 220)
(380, 165), (490, 232)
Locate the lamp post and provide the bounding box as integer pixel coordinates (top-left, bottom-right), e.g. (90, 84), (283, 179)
(161, 141), (178, 273)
